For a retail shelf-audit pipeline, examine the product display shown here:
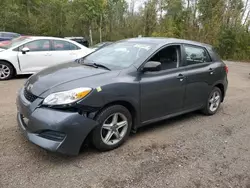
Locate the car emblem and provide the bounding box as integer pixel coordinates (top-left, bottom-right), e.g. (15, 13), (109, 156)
(27, 84), (33, 91)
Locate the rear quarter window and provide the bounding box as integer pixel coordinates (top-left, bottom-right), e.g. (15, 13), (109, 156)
(69, 42), (80, 50)
(184, 45), (212, 65)
(207, 47), (222, 62)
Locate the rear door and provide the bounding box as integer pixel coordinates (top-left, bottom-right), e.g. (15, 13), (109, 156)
(50, 40), (82, 65)
(183, 44), (217, 110)
(18, 39), (52, 73)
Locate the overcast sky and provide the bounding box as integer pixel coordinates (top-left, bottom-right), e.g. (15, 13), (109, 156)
(126, 0), (249, 23)
(126, 0), (146, 11)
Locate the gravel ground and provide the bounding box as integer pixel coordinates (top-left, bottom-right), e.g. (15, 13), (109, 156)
(0, 61), (250, 188)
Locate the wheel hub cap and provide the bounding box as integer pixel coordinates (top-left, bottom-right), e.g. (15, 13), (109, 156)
(0, 64), (10, 79)
(101, 113), (128, 146)
(209, 91), (220, 112)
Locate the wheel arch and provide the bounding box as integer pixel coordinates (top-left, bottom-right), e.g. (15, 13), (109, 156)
(213, 83), (225, 102)
(0, 59), (17, 76)
(80, 100), (140, 153)
(96, 100), (139, 131)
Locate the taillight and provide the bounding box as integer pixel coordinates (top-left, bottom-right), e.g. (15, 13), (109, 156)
(225, 66), (228, 74)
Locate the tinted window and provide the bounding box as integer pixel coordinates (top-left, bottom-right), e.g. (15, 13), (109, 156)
(149, 45), (181, 70)
(52, 40), (72, 51)
(73, 39), (84, 43)
(184, 45), (211, 65)
(71, 39), (88, 46)
(24, 40), (51, 52)
(3, 33), (18, 38)
(69, 42), (80, 50)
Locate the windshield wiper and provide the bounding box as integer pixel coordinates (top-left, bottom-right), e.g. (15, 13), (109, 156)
(82, 63), (97, 68)
(93, 63), (111, 71)
(82, 60), (111, 71)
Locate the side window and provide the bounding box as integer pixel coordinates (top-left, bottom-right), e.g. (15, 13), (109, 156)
(23, 40), (51, 52)
(184, 45), (211, 65)
(13, 33), (20, 38)
(73, 39), (82, 43)
(52, 40), (71, 51)
(3, 33), (14, 38)
(148, 45), (180, 70)
(69, 42), (80, 50)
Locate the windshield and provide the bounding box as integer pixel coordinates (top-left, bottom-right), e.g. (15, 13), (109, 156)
(84, 42), (155, 69)
(91, 42), (111, 49)
(0, 36), (31, 49)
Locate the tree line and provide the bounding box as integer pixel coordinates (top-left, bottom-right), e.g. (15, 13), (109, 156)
(0, 0), (249, 61)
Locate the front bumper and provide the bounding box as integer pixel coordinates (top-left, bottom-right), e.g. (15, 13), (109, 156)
(16, 88), (98, 155)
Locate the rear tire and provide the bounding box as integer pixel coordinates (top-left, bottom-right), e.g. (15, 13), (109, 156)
(202, 87), (222, 115)
(92, 105), (132, 151)
(0, 61), (15, 80)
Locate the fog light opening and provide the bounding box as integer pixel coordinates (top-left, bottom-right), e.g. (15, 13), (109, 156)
(39, 130), (66, 141)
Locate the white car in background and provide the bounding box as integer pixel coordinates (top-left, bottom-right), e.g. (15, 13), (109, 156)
(0, 36), (93, 80)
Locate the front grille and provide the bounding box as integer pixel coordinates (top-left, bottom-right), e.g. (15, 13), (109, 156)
(23, 88), (38, 102)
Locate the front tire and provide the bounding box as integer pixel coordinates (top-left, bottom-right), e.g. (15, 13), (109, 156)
(202, 87), (222, 115)
(0, 61), (15, 80)
(92, 105), (132, 151)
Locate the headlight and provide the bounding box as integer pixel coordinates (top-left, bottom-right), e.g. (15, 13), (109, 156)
(43, 87), (92, 106)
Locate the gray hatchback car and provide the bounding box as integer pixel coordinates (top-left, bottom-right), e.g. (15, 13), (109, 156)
(16, 37), (228, 155)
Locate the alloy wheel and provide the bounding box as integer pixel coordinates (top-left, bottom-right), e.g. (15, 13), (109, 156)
(101, 113), (128, 146)
(209, 90), (221, 112)
(0, 64), (11, 79)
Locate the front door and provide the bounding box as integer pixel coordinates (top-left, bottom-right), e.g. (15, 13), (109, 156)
(140, 45), (186, 123)
(18, 39), (52, 73)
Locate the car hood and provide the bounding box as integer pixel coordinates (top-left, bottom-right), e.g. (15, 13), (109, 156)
(26, 62), (119, 96)
(0, 48), (5, 52)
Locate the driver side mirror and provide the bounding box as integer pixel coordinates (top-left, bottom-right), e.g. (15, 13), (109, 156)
(142, 61), (161, 72)
(21, 47), (30, 54)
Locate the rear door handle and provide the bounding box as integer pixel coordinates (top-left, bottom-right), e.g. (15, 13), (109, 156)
(177, 74), (184, 81)
(209, 68), (214, 75)
(45, 53), (52, 56)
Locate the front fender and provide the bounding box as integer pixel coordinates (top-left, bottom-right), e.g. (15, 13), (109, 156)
(77, 82), (141, 127)
(0, 50), (20, 73)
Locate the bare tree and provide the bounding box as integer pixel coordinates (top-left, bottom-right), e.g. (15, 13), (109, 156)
(242, 0), (249, 22)
(243, 10), (250, 25)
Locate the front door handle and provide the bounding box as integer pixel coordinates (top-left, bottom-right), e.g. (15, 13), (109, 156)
(177, 74), (184, 81)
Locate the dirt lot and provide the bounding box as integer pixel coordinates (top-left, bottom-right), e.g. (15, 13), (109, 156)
(0, 61), (250, 188)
